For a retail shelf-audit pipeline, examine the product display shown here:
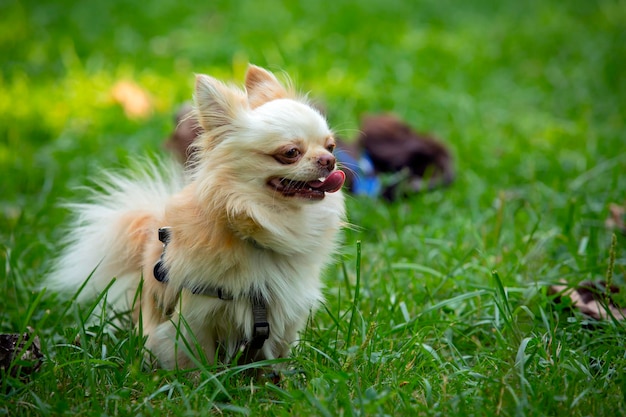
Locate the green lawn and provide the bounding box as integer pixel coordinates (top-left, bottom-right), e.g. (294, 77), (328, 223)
(2, 0), (625, 415)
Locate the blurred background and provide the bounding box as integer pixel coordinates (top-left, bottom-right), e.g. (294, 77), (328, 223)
(2, 0), (625, 316)
(3, 0), (624, 168)
(2, 0), (626, 328)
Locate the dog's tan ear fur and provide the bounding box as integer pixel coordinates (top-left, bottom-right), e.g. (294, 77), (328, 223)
(245, 65), (290, 108)
(195, 74), (247, 134)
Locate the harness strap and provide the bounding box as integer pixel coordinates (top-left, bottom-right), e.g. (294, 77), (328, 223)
(153, 227), (270, 350)
(187, 284), (234, 300)
(250, 294), (270, 349)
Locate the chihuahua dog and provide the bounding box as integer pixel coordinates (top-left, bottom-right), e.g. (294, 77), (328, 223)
(47, 65), (346, 369)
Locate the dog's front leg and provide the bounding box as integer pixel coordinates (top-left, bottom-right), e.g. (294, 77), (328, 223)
(145, 311), (217, 369)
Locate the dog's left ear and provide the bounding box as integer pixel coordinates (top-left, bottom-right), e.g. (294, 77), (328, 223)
(245, 65), (290, 108)
(195, 74), (247, 137)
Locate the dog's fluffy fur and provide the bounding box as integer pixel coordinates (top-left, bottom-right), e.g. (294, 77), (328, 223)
(47, 65), (346, 368)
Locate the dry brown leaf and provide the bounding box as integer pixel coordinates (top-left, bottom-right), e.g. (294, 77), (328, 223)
(550, 280), (626, 321)
(111, 80), (152, 119)
(605, 203), (626, 235)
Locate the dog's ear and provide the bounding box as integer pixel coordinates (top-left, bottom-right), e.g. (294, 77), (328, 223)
(195, 74), (247, 134)
(245, 65), (290, 108)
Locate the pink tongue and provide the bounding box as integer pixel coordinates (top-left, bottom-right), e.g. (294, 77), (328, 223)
(308, 170), (345, 193)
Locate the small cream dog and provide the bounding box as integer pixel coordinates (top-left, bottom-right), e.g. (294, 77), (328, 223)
(47, 65), (346, 368)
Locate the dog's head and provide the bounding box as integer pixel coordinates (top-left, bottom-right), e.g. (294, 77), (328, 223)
(191, 65), (345, 203)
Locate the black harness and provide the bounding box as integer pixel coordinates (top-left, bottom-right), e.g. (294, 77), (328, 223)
(153, 227), (270, 351)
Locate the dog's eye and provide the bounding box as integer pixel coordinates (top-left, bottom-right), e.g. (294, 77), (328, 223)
(326, 143), (336, 153)
(284, 148), (300, 159)
(273, 147), (302, 164)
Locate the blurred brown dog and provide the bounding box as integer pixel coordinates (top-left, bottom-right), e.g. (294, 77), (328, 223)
(356, 114), (454, 200)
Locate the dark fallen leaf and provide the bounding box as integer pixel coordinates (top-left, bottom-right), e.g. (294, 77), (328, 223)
(0, 330), (43, 380)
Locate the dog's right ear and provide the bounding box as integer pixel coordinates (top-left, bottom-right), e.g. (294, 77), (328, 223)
(194, 74), (247, 134)
(245, 65), (290, 108)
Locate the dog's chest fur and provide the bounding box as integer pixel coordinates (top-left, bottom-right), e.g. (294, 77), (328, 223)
(140, 183), (342, 365)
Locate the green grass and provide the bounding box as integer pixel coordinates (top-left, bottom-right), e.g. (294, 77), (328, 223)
(2, 0), (626, 415)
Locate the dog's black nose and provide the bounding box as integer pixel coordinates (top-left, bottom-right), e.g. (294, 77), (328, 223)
(317, 154), (336, 171)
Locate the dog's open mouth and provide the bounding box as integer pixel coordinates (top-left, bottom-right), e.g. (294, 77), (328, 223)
(268, 170), (345, 200)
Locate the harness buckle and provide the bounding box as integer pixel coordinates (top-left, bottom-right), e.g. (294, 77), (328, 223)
(158, 227), (172, 244)
(250, 321), (270, 349)
(153, 260), (168, 283)
(154, 227), (172, 283)
(217, 288), (234, 300)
